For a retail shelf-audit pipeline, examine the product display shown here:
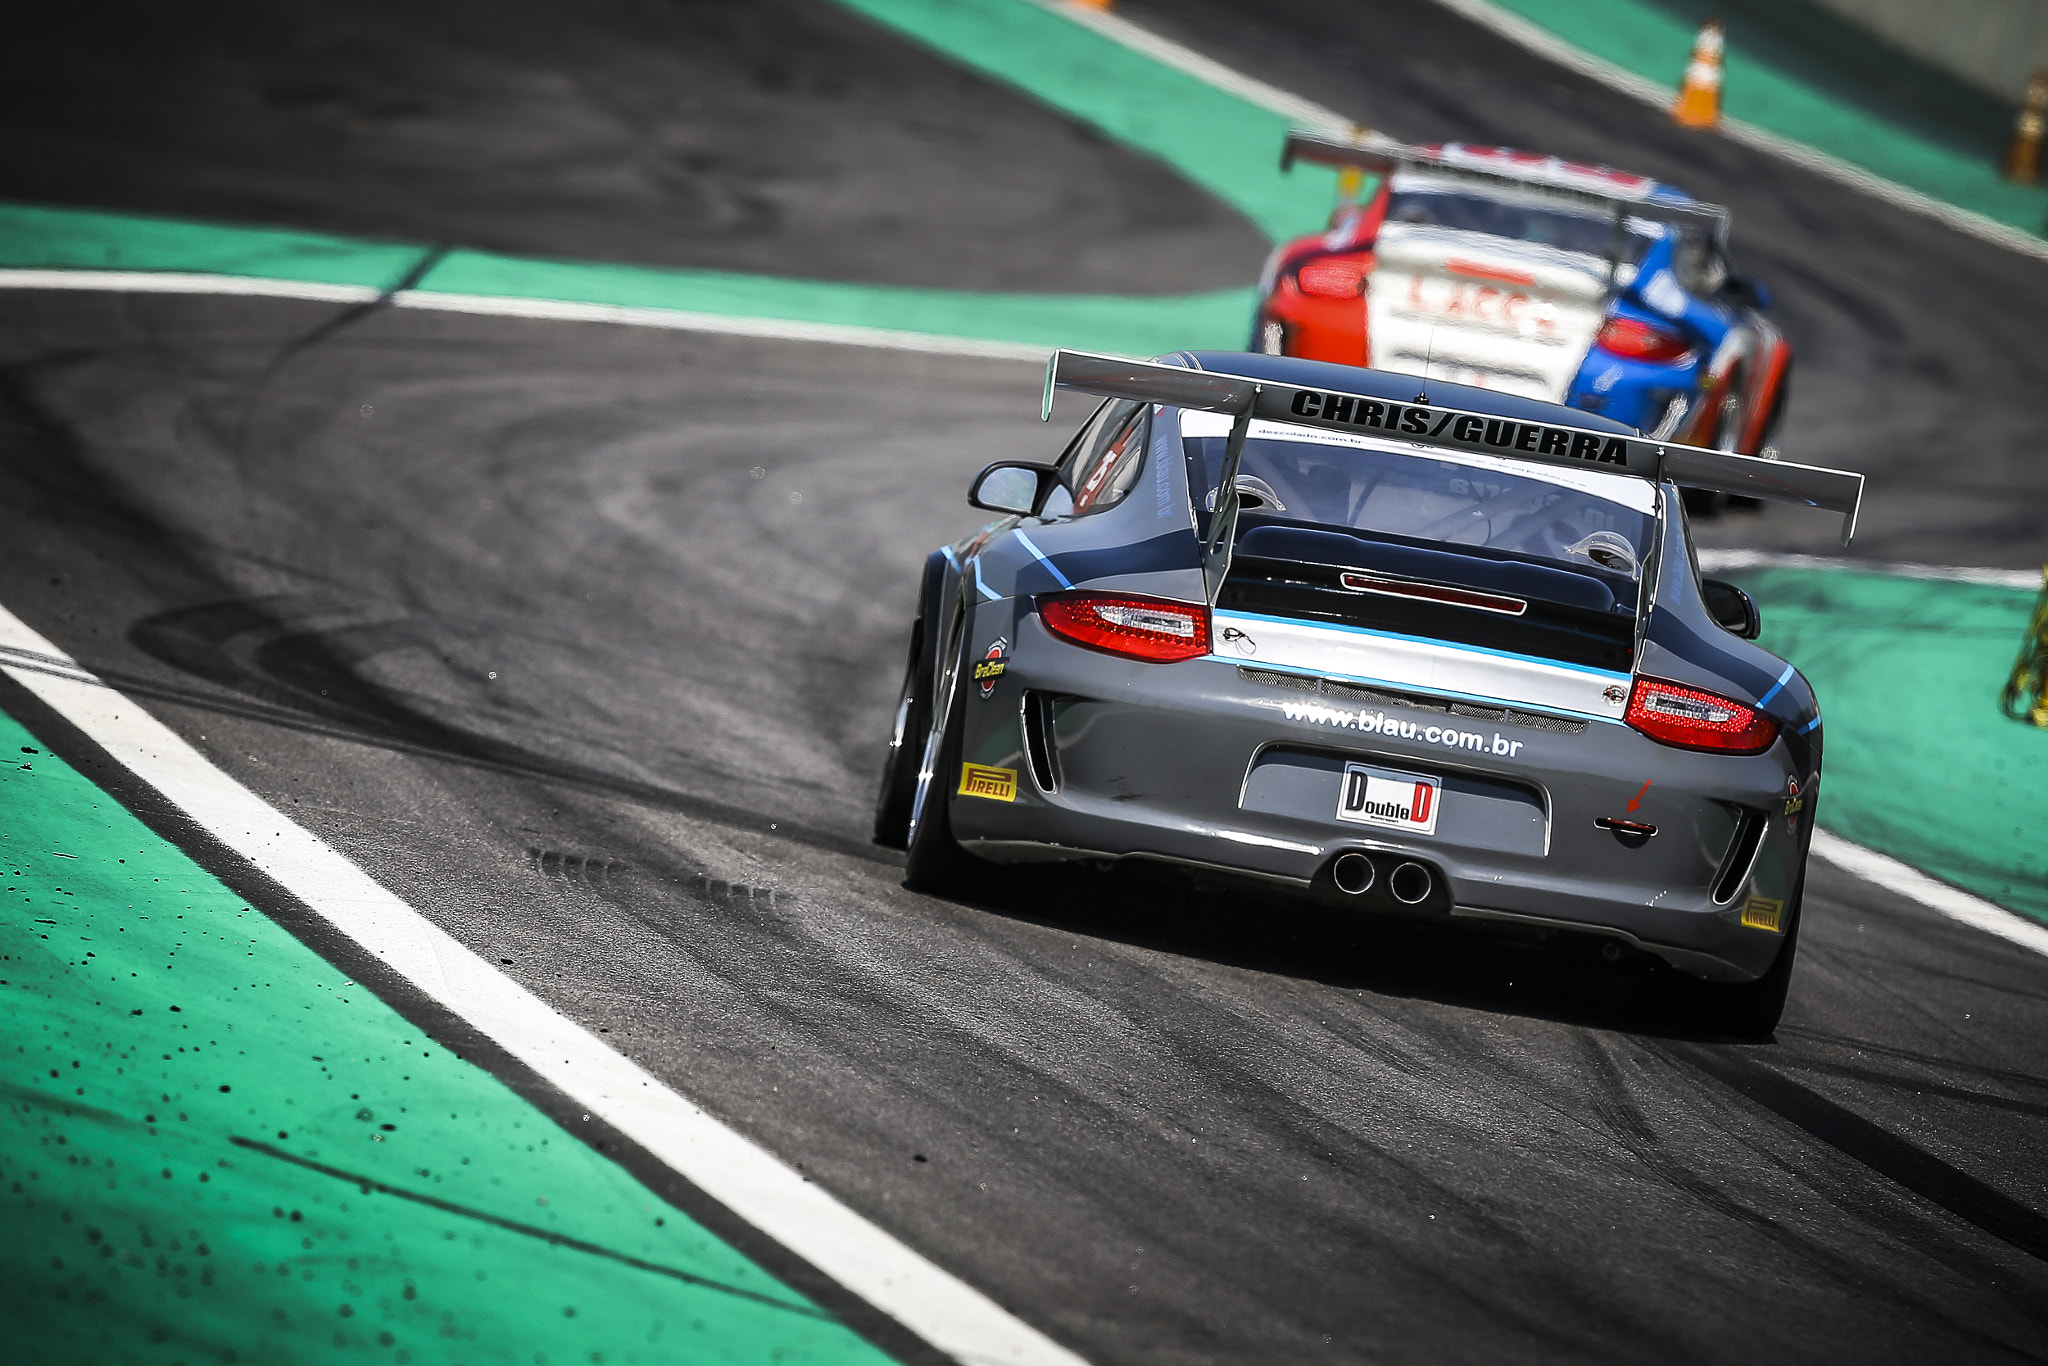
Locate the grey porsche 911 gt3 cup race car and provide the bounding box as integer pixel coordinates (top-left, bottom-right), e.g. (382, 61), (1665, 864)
(873, 350), (1863, 1035)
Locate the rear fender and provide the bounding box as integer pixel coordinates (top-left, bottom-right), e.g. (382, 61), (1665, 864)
(1643, 488), (1822, 775)
(915, 547), (958, 695)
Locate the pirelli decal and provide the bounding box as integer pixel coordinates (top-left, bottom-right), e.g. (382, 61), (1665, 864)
(958, 763), (1018, 802)
(1740, 895), (1785, 933)
(1252, 387), (1660, 478)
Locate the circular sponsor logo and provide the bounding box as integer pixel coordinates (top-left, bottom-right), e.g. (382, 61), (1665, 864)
(976, 638), (1009, 698)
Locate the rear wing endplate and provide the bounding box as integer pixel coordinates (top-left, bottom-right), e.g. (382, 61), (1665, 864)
(1281, 131), (1731, 239)
(1043, 349), (1863, 544)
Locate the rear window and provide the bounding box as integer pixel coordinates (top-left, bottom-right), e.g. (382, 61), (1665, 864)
(1182, 414), (1655, 579)
(1384, 188), (1657, 262)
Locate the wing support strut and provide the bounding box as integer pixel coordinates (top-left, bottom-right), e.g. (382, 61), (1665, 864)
(1204, 403), (1256, 605)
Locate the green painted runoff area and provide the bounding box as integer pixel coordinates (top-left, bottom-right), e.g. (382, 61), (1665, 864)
(0, 707), (897, 1366)
(1482, 0), (2048, 235)
(1725, 567), (2048, 924)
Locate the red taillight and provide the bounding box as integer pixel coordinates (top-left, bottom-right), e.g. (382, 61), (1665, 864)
(1594, 316), (1694, 364)
(1624, 676), (1779, 754)
(1039, 594), (1210, 663)
(1295, 256), (1368, 298)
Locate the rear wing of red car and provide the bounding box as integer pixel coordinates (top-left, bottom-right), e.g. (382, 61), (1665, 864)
(1042, 349), (1863, 545)
(1281, 131), (1731, 241)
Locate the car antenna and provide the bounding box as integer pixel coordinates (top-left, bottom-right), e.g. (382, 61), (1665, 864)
(1416, 325), (1436, 405)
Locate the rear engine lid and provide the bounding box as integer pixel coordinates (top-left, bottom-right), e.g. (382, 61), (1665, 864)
(1183, 411), (1653, 702)
(1223, 523), (1637, 672)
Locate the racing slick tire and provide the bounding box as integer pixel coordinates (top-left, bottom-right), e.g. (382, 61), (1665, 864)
(872, 620), (934, 848)
(1691, 867), (1805, 1039)
(873, 552), (949, 849)
(902, 624), (984, 896)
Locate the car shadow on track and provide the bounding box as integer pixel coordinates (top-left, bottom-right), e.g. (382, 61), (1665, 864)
(931, 858), (1777, 1043)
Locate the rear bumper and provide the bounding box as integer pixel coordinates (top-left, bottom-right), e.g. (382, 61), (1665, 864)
(949, 612), (1809, 982)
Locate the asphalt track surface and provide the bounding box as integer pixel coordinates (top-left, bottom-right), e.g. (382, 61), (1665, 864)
(0, 0), (1264, 292)
(2, 1), (2046, 1363)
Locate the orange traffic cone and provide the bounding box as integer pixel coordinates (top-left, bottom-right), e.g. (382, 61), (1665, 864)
(1672, 19), (1724, 129)
(2003, 69), (2047, 184)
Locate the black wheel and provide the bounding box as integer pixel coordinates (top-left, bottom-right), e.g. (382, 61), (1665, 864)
(871, 618), (932, 849)
(872, 552), (950, 848)
(903, 624), (983, 896)
(1692, 868), (1805, 1039)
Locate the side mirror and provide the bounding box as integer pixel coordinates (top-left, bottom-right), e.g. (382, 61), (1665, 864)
(1701, 578), (1761, 639)
(968, 461), (1060, 516)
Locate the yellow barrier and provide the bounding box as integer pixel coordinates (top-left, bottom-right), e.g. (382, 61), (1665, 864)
(2004, 69), (2047, 184)
(2000, 565), (2048, 726)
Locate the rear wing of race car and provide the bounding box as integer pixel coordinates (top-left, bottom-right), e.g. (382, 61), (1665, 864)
(1281, 131), (1732, 240)
(1042, 349), (1864, 560)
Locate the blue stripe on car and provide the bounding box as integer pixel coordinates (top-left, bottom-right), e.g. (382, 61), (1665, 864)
(1011, 530), (1075, 590)
(1215, 609), (1633, 681)
(1756, 662), (1797, 708)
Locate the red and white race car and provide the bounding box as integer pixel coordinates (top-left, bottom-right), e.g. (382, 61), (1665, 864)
(1253, 136), (1793, 505)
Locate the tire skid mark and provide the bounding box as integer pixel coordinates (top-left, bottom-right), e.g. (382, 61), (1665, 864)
(1669, 1043), (2048, 1264)
(1581, 1036), (1778, 1233)
(1583, 1036), (2048, 1350)
(1777, 1026), (2048, 1103)
(122, 594), (890, 865)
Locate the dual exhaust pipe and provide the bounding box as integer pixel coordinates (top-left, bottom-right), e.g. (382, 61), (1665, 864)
(1330, 851), (1435, 905)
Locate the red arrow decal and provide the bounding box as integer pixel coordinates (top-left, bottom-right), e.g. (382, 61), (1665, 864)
(1626, 780), (1651, 813)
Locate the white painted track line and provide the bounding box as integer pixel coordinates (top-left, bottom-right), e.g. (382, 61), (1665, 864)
(392, 291), (1051, 361)
(1422, 0), (2048, 266)
(0, 604), (1089, 1366)
(1812, 830), (2048, 961)
(0, 268), (382, 304)
(0, 269), (1052, 362)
